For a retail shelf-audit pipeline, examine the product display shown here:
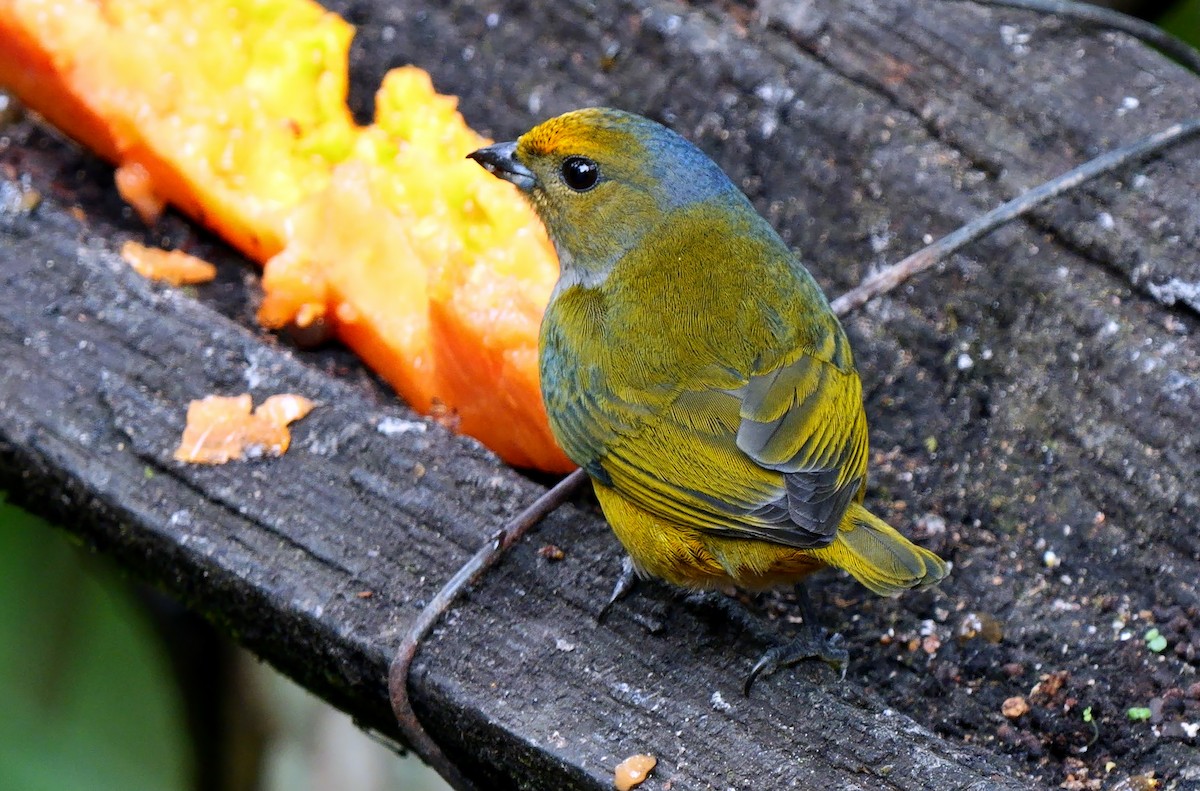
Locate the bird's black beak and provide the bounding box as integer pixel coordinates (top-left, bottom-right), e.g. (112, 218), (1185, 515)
(468, 141), (536, 191)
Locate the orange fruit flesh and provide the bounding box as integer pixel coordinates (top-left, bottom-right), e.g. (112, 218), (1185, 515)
(121, 240), (218, 285)
(174, 393), (315, 464)
(0, 0), (573, 471)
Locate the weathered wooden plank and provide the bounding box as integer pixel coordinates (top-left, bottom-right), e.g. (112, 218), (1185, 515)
(0, 170), (1031, 786)
(2, 0), (1199, 788)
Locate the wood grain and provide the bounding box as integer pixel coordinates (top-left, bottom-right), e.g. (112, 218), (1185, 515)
(2, 0), (1198, 787)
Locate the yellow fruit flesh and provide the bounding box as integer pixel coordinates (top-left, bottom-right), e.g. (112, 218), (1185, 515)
(0, 0), (572, 471)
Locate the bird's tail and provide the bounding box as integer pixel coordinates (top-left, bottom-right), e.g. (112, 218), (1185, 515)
(807, 502), (949, 596)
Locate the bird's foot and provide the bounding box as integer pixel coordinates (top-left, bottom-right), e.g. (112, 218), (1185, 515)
(597, 555), (639, 623)
(743, 626), (848, 696)
(681, 589), (776, 644)
(596, 557), (668, 634)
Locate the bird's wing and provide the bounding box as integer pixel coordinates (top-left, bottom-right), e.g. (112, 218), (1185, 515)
(601, 343), (869, 549)
(734, 347), (869, 544)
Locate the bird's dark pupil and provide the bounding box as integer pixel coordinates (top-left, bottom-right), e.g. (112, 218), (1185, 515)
(562, 157), (599, 191)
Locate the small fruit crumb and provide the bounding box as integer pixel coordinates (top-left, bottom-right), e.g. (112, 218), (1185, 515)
(1002, 696), (1030, 718)
(921, 634), (941, 654)
(122, 240), (217, 285)
(614, 753), (656, 791)
(957, 611), (1004, 644)
(1113, 771), (1158, 791)
(538, 544), (566, 561)
(429, 398), (461, 431)
(174, 393), (314, 464)
(115, 161), (166, 224)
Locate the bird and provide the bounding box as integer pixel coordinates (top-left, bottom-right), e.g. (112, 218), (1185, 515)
(469, 108), (947, 691)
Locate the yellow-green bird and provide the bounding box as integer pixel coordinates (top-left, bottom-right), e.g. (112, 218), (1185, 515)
(470, 108), (947, 687)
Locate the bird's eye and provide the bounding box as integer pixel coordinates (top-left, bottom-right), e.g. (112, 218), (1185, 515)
(560, 156), (599, 191)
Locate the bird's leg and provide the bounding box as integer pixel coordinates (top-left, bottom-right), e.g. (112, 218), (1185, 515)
(677, 586), (848, 692)
(742, 584), (848, 697)
(604, 564), (778, 640)
(680, 589), (778, 645)
(597, 555), (639, 623)
(596, 556), (671, 634)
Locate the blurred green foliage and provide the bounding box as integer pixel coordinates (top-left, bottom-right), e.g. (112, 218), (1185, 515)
(0, 495), (191, 791)
(1159, 0), (1200, 48)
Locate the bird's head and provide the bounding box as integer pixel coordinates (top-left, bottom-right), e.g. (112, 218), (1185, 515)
(469, 108), (739, 286)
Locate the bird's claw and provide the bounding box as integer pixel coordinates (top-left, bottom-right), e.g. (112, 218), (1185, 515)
(597, 555), (639, 623)
(742, 627), (849, 696)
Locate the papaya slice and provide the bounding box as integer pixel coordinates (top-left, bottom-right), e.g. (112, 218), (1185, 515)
(0, 0), (572, 471)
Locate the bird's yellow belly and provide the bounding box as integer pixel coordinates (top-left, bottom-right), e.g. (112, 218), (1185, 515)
(592, 481), (825, 590)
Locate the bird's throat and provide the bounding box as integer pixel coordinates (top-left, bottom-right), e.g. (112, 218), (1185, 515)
(550, 242), (611, 300)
